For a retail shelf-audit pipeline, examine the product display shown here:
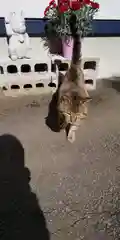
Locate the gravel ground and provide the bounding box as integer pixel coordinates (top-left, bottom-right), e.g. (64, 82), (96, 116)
(0, 79), (120, 239)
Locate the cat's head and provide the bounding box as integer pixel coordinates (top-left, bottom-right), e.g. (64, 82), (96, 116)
(59, 94), (91, 114)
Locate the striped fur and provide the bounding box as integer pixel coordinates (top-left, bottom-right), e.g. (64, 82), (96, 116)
(58, 15), (91, 143)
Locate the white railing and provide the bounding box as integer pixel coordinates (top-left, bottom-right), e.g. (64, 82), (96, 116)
(0, 56), (99, 96)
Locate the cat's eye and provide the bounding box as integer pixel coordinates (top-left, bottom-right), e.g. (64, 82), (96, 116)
(62, 96), (70, 102)
(80, 97), (92, 104)
(74, 96), (77, 100)
(83, 97), (92, 103)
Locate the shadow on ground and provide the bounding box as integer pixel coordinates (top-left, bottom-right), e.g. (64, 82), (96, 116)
(94, 76), (120, 95)
(46, 75), (120, 130)
(45, 89), (60, 132)
(102, 76), (120, 93)
(85, 76), (120, 106)
(0, 134), (50, 240)
(45, 72), (64, 132)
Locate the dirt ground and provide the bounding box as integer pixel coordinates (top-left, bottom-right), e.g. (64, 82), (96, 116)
(1, 79), (120, 239)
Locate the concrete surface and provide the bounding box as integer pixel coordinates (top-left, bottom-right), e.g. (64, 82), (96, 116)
(0, 79), (120, 239)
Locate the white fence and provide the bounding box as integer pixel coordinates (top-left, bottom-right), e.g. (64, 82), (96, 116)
(0, 54), (99, 96)
(0, 35), (120, 96)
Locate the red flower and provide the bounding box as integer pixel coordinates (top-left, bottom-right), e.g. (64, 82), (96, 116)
(59, 0), (69, 6)
(59, 0), (69, 3)
(90, 1), (99, 8)
(52, 3), (57, 7)
(83, 0), (91, 4)
(49, 0), (55, 5)
(44, 6), (50, 15)
(49, 0), (57, 8)
(59, 5), (69, 13)
(59, 0), (69, 12)
(70, 1), (82, 11)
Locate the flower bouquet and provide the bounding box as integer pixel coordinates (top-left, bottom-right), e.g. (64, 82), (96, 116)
(44, 0), (99, 58)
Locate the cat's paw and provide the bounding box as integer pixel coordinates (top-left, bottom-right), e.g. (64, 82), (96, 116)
(67, 130), (76, 143)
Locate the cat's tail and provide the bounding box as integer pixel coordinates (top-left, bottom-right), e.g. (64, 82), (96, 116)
(69, 14), (81, 66)
(71, 34), (81, 66)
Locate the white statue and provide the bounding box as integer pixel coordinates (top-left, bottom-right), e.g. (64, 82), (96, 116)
(5, 11), (31, 60)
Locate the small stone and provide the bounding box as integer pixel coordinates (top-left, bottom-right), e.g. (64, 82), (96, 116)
(98, 205), (103, 213)
(66, 206), (70, 212)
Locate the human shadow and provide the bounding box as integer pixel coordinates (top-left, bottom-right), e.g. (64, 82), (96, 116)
(45, 71), (65, 132)
(102, 76), (120, 93)
(0, 134), (50, 240)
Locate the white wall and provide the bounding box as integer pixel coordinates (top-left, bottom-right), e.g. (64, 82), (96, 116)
(95, 0), (120, 19)
(0, 0), (120, 19)
(0, 37), (120, 79)
(0, 0), (52, 18)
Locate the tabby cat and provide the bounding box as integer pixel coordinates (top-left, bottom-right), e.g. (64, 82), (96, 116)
(58, 15), (91, 143)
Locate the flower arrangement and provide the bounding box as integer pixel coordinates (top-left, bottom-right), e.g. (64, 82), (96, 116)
(44, 0), (100, 39)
